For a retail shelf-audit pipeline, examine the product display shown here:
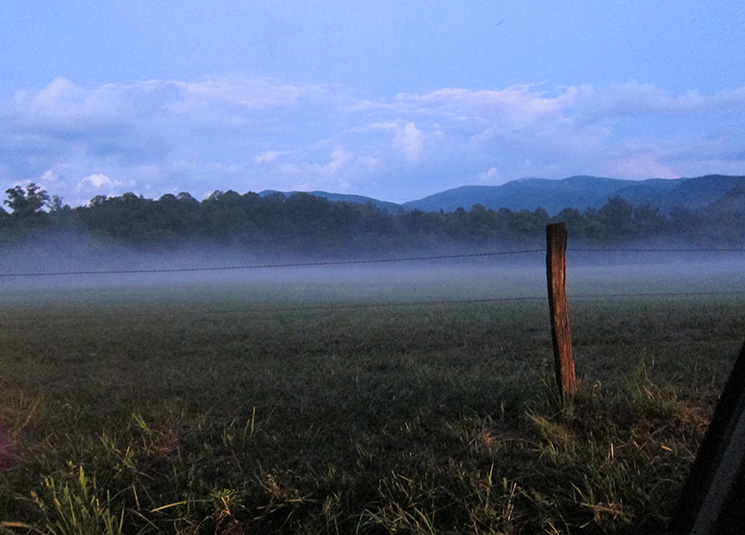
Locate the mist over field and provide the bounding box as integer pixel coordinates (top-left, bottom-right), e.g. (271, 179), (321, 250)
(3, 232), (744, 313)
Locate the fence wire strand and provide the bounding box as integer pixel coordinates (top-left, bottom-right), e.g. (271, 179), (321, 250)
(1, 246), (745, 321)
(572, 247), (745, 253)
(1, 246), (743, 279)
(0, 249), (544, 278)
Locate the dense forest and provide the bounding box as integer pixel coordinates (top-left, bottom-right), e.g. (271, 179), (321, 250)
(2, 183), (745, 259)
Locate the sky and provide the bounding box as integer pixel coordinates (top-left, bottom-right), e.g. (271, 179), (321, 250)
(1, 1), (744, 207)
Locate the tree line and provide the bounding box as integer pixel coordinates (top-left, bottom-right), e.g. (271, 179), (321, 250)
(2, 183), (744, 257)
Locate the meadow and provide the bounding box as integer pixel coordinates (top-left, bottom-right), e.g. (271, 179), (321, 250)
(1, 254), (744, 534)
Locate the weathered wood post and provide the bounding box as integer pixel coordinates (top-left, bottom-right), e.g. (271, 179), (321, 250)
(669, 341), (745, 535)
(546, 223), (578, 397)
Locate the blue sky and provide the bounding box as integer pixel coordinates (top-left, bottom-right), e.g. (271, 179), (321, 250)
(1, 1), (744, 206)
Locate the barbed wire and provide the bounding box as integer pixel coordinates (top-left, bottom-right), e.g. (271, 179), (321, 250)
(0, 249), (544, 278)
(571, 247), (745, 253)
(1, 246), (744, 279)
(1, 246), (744, 324)
(572, 290), (745, 299)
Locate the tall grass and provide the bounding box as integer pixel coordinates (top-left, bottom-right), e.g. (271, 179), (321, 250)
(0, 276), (742, 533)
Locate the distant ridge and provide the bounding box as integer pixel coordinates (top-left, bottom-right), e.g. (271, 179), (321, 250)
(259, 175), (745, 216)
(402, 175), (745, 215)
(258, 190), (406, 214)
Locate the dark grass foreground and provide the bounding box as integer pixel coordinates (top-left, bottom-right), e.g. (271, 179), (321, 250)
(0, 290), (742, 534)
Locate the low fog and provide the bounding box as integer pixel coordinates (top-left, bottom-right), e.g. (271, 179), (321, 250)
(2, 233), (744, 313)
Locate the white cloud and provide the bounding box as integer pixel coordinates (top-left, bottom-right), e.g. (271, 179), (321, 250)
(256, 146), (381, 193)
(611, 157), (677, 180)
(577, 81), (745, 123)
(393, 122), (423, 163)
(9, 78), (132, 136)
(78, 173), (122, 189)
(254, 150), (292, 164)
(1, 76), (744, 204)
(40, 169), (58, 182)
(476, 167), (501, 184)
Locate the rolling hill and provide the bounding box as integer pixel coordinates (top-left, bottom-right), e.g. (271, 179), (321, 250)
(262, 175), (745, 216)
(259, 190), (406, 214)
(402, 175), (745, 215)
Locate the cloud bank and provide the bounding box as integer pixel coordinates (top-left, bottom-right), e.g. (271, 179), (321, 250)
(1, 77), (744, 206)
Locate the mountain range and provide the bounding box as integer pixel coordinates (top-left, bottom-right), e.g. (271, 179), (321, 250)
(262, 174), (745, 215)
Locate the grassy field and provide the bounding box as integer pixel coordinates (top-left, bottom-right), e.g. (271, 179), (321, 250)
(0, 260), (744, 534)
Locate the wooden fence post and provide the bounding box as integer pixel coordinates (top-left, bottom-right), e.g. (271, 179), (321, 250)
(669, 341), (745, 535)
(546, 223), (578, 397)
